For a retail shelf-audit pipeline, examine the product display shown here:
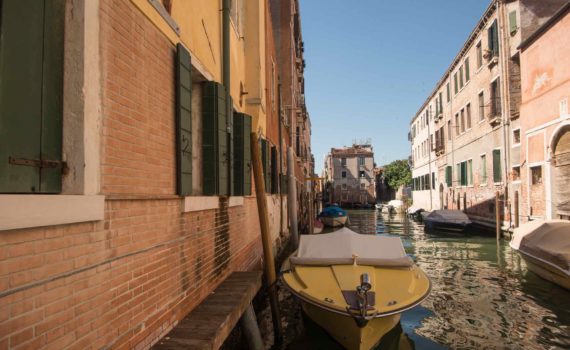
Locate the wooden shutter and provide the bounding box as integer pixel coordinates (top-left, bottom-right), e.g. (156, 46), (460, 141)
(461, 162), (467, 186)
(271, 146), (278, 194)
(464, 58), (470, 81)
(509, 11), (517, 35)
(0, 0), (64, 193)
(493, 149), (502, 183)
(260, 139), (271, 193)
(202, 81), (228, 195)
(446, 166), (452, 187)
(232, 113), (252, 196)
(176, 43), (192, 196)
(489, 20), (499, 57)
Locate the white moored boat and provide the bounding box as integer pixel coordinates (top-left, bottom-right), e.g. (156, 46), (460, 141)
(510, 220), (570, 290)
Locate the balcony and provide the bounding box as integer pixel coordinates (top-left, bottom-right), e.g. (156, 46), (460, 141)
(485, 97), (502, 126)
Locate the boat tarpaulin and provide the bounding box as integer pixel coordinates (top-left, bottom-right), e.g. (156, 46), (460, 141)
(511, 220), (570, 274)
(290, 227), (413, 267)
(425, 210), (471, 224)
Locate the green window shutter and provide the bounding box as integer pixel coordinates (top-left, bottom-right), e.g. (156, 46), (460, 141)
(261, 139), (271, 193)
(176, 43), (192, 196)
(454, 73), (458, 94)
(446, 83), (450, 102)
(271, 146), (278, 194)
(464, 58), (470, 82)
(243, 116), (252, 195)
(493, 149), (502, 183)
(488, 20), (499, 57)
(461, 162), (467, 186)
(509, 11), (517, 35)
(280, 174), (288, 194)
(232, 112), (252, 196)
(446, 166), (452, 187)
(202, 81), (228, 195)
(0, 0), (64, 193)
(232, 113), (245, 196)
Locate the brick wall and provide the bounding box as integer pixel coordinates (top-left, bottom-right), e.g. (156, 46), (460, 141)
(0, 1), (266, 349)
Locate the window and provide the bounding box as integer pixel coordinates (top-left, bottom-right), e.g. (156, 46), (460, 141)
(493, 149), (502, 183)
(342, 184), (347, 190)
(459, 65), (464, 89)
(466, 104), (472, 130)
(509, 11), (518, 35)
(531, 166), (542, 185)
(460, 109), (466, 133)
(447, 120), (452, 140)
(478, 92), (485, 121)
(455, 114), (460, 136)
(513, 129), (521, 145)
(360, 183), (366, 189)
(476, 41), (483, 68)
(454, 72), (458, 94)
(341, 157), (347, 167)
(432, 172), (436, 189)
(445, 166), (452, 186)
(230, 0), (244, 35)
(438, 92), (443, 114)
(480, 154), (487, 184)
(342, 171), (346, 178)
(425, 174), (431, 190)
(0, 0), (65, 193)
(464, 57), (470, 82)
(488, 20), (499, 58)
(467, 159), (473, 186)
(456, 163), (461, 187)
(359, 171), (365, 178)
(512, 166), (521, 181)
(446, 82), (450, 102)
(490, 78), (501, 117)
(358, 157), (365, 166)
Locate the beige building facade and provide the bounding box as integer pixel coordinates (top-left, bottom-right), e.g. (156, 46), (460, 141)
(324, 145), (376, 206)
(409, 0), (565, 228)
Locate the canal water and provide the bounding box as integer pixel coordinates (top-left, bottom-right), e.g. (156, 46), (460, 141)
(281, 209), (570, 350)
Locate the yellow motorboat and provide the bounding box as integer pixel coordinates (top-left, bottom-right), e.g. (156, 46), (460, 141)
(282, 228), (431, 350)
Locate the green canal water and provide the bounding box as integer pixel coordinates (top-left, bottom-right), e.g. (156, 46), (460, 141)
(284, 209), (570, 350)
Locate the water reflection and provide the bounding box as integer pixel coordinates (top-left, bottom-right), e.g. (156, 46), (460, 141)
(345, 209), (570, 350)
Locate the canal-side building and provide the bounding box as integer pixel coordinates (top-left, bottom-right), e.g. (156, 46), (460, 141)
(0, 0), (310, 348)
(519, 2), (570, 221)
(270, 0), (314, 233)
(323, 144), (376, 206)
(409, 0), (566, 228)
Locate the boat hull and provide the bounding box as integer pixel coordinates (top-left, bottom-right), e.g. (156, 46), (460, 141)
(320, 215), (348, 227)
(519, 251), (570, 290)
(302, 301), (400, 350)
(424, 219), (468, 233)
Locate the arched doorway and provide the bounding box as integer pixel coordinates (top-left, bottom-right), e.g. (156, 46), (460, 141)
(552, 125), (570, 220)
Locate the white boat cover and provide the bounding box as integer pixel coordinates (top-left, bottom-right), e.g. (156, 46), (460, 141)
(290, 227), (413, 267)
(388, 199), (404, 208)
(424, 210), (471, 224)
(510, 220), (570, 274)
(407, 205), (423, 215)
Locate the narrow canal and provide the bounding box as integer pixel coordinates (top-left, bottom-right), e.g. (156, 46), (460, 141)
(281, 209), (570, 350)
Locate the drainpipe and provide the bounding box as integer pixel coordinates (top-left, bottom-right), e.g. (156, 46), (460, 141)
(222, 0), (231, 193)
(278, 80), (284, 235)
(498, 0), (511, 225)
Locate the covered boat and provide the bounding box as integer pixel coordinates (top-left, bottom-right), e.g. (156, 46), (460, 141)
(319, 205), (348, 227)
(423, 210), (471, 232)
(510, 220), (570, 290)
(282, 228), (431, 350)
(388, 199), (405, 214)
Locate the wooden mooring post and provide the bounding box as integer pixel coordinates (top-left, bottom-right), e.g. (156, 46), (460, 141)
(495, 191), (501, 240)
(251, 132), (283, 342)
(514, 190), (519, 228)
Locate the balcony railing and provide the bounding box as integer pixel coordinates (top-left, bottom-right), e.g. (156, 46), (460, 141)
(485, 96), (502, 125)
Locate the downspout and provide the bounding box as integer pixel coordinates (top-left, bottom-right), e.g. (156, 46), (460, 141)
(278, 80), (284, 235)
(450, 78), (455, 210)
(222, 0), (232, 193)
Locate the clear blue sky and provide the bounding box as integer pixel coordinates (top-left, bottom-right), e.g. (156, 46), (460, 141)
(301, 0), (490, 174)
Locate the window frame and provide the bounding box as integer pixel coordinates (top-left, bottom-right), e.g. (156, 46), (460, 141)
(479, 153), (487, 186)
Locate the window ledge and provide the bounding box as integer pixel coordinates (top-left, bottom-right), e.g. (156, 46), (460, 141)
(183, 196), (244, 212)
(0, 195), (105, 231)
